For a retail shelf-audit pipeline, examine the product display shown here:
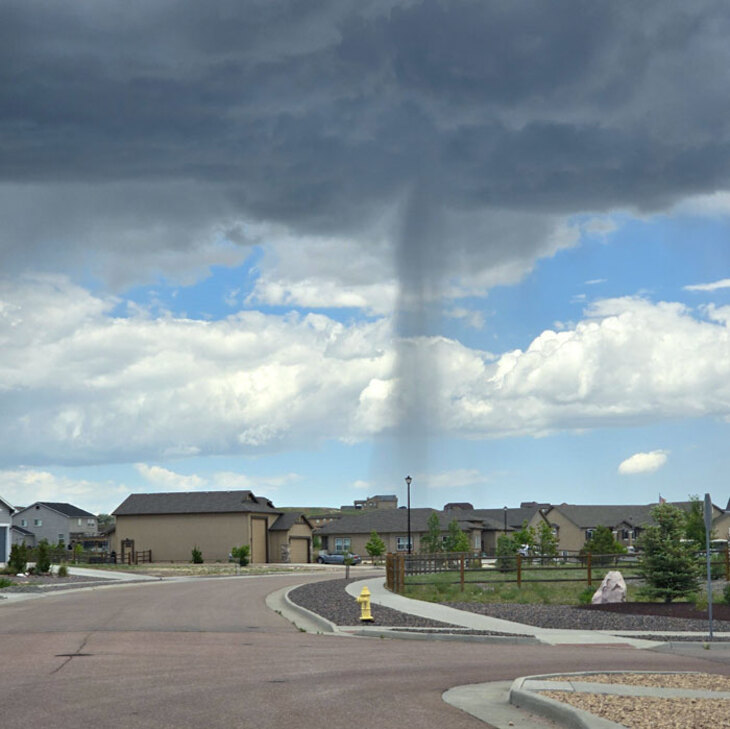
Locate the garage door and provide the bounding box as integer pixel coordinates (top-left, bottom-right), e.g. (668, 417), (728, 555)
(290, 537), (309, 564)
(251, 518), (268, 564)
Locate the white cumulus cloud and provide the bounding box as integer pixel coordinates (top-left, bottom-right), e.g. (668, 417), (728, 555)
(618, 450), (669, 475)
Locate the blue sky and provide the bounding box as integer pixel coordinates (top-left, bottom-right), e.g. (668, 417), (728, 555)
(2, 2), (730, 517)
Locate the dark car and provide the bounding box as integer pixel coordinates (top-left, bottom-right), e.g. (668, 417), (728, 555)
(316, 551), (362, 565)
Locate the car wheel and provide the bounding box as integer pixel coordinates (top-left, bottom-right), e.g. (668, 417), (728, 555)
(317, 556), (324, 564)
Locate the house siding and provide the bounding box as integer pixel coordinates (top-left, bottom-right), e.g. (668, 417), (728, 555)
(12, 503), (97, 547)
(114, 513), (255, 562)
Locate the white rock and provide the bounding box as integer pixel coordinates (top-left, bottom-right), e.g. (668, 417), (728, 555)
(591, 570), (627, 604)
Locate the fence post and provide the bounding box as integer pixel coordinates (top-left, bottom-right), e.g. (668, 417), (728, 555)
(460, 554), (465, 592)
(587, 553), (592, 586)
(399, 554), (405, 594)
(517, 553), (522, 588)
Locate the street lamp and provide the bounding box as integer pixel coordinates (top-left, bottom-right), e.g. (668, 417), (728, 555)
(503, 505), (508, 536)
(405, 475), (412, 555)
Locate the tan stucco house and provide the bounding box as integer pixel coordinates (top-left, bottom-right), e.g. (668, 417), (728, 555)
(314, 508), (494, 556)
(112, 490), (313, 563)
(528, 501), (728, 554)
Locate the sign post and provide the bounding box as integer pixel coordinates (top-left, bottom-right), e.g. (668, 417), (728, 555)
(704, 493), (714, 641)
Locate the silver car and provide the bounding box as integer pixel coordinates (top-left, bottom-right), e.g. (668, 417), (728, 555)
(316, 551), (362, 565)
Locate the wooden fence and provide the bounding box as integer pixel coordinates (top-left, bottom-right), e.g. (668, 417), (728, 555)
(385, 549), (730, 594)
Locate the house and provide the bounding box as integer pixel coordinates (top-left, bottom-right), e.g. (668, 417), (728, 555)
(315, 508), (489, 556)
(348, 494), (399, 510)
(12, 502), (98, 548)
(0, 494), (14, 565)
(11, 525), (36, 548)
(112, 490), (313, 563)
(528, 501), (728, 554)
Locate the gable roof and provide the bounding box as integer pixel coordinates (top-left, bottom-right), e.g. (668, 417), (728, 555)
(270, 512), (313, 531)
(15, 502), (96, 519)
(543, 501), (710, 529)
(0, 493), (15, 514)
(11, 524), (33, 536)
(113, 490), (281, 516)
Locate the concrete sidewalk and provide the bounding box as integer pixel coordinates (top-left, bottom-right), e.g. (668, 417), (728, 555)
(344, 577), (673, 647)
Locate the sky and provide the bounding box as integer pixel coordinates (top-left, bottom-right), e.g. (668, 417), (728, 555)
(2, 1), (730, 515)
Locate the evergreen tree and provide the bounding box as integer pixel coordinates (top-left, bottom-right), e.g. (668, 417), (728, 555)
(365, 530), (386, 563)
(639, 503), (700, 603)
(35, 539), (51, 574)
(496, 534), (517, 572)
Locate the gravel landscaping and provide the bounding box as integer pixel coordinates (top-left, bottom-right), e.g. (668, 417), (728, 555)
(289, 578), (461, 628)
(289, 577), (730, 635)
(446, 601), (730, 632)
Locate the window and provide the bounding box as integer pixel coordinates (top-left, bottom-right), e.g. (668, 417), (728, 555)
(334, 537), (351, 553)
(584, 529), (594, 540)
(396, 536), (413, 552)
(77, 518), (83, 526)
(621, 529), (630, 540)
(34, 519), (42, 527)
(87, 519), (95, 526)
(58, 534), (65, 543)
(21, 519), (27, 527)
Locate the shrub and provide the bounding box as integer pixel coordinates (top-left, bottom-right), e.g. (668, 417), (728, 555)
(580, 526), (627, 566)
(73, 543), (84, 564)
(57, 562), (69, 577)
(365, 530), (386, 563)
(8, 544), (27, 574)
(496, 534), (517, 572)
(191, 546), (203, 564)
(0, 577), (13, 589)
(723, 583), (730, 605)
(36, 540), (52, 574)
(231, 545), (250, 566)
(578, 586), (595, 605)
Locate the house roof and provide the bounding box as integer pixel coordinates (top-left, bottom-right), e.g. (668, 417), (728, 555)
(457, 505), (546, 531)
(11, 525), (33, 536)
(543, 501), (708, 529)
(270, 512), (313, 531)
(113, 490), (280, 516)
(0, 493), (15, 514)
(315, 508), (492, 535)
(15, 502), (96, 519)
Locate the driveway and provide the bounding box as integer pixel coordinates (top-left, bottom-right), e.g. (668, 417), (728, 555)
(1, 573), (729, 729)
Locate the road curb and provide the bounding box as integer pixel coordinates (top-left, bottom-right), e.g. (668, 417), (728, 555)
(510, 675), (626, 729)
(265, 584), (339, 634)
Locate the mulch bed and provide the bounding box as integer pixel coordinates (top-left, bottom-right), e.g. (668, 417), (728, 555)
(579, 601), (730, 621)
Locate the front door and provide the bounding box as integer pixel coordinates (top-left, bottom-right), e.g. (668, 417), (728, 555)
(0, 527), (6, 562)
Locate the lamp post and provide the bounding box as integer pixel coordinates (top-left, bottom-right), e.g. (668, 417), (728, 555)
(503, 506), (508, 536)
(405, 475), (412, 555)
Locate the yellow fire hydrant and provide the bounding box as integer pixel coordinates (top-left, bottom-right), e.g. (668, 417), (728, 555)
(356, 586), (374, 622)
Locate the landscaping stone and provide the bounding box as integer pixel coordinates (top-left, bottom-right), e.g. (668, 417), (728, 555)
(591, 570), (627, 604)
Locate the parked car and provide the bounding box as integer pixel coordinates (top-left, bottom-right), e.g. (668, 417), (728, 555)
(316, 551), (362, 565)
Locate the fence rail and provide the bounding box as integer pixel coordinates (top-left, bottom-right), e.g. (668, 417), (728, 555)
(385, 549), (730, 594)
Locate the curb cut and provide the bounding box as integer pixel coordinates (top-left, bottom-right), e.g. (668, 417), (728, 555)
(510, 675), (625, 729)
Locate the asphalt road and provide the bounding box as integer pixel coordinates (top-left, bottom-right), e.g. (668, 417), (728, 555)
(2, 574), (730, 729)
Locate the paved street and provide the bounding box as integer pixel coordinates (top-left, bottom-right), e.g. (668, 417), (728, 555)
(2, 574), (730, 729)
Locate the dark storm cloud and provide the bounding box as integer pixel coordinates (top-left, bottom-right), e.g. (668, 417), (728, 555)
(3, 0), (730, 222)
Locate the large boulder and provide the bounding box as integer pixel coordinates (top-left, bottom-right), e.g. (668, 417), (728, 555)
(591, 570), (627, 604)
